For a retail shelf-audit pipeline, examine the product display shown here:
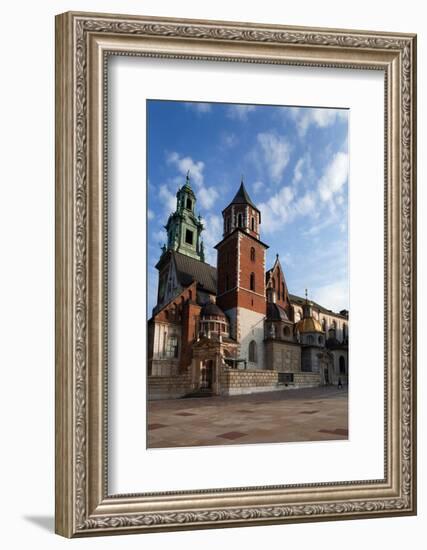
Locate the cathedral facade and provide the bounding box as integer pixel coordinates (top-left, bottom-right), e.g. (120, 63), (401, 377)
(147, 177), (349, 400)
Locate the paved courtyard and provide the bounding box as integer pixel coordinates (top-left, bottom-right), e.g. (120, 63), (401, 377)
(147, 386), (348, 449)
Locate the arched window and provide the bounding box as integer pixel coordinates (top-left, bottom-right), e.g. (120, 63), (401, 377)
(343, 324), (348, 340)
(166, 335), (178, 358)
(248, 340), (257, 363)
(272, 277), (276, 289)
(281, 282), (285, 301)
(322, 318), (326, 331)
(250, 272), (255, 291)
(307, 335), (314, 344)
(251, 217), (255, 231)
(339, 356), (346, 374)
(318, 335), (323, 345)
(250, 247), (255, 262)
(283, 326), (291, 337)
(237, 213), (243, 228)
(186, 198), (192, 210)
(188, 290), (192, 301)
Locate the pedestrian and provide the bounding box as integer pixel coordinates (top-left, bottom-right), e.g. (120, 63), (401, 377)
(338, 378), (343, 389)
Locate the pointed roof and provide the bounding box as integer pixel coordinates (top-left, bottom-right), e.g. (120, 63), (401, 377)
(229, 181), (259, 211)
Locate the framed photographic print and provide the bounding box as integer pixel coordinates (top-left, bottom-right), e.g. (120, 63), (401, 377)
(55, 11), (417, 537)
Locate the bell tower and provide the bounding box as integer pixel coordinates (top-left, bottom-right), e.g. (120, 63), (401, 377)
(163, 172), (204, 261)
(215, 180), (268, 368)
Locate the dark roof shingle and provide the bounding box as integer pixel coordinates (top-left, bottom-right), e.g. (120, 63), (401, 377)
(172, 251), (217, 294)
(228, 182), (259, 211)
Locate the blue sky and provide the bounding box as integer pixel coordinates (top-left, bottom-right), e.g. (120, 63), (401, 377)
(147, 100), (349, 315)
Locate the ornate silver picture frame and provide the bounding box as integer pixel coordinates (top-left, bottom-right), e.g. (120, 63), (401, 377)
(55, 11), (417, 537)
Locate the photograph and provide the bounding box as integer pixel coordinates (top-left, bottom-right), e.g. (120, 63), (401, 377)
(147, 99), (349, 448)
(52, 9), (417, 538)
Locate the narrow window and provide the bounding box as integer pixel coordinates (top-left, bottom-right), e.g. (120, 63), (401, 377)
(237, 213), (243, 228)
(185, 229), (194, 245)
(250, 247), (255, 262)
(281, 282), (285, 301)
(339, 356), (346, 374)
(251, 217), (255, 231)
(186, 198), (192, 210)
(283, 326), (291, 337)
(250, 272), (255, 291)
(248, 340), (257, 363)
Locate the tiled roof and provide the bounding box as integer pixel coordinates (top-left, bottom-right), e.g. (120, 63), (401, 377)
(228, 182), (259, 211)
(172, 251), (217, 294)
(289, 293), (348, 319)
(266, 302), (290, 322)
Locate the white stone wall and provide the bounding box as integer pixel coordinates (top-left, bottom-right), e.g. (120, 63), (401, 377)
(152, 321), (181, 361)
(237, 307), (266, 370)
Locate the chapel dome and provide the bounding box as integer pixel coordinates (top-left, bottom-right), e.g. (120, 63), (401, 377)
(295, 317), (323, 333)
(200, 302), (227, 319)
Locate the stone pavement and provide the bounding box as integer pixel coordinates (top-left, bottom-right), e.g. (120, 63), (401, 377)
(147, 386), (348, 449)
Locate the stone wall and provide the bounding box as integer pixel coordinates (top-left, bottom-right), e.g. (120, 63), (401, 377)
(148, 373), (192, 400)
(264, 340), (301, 373)
(220, 368), (278, 395)
(293, 372), (321, 386)
(150, 358), (179, 377)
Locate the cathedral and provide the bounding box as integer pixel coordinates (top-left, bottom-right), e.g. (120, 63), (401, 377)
(147, 175), (349, 400)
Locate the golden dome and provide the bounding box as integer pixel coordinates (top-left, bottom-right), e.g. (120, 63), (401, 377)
(295, 317), (323, 333)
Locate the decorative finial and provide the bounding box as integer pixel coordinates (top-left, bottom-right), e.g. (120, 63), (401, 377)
(241, 173), (244, 185)
(305, 288), (308, 301)
(276, 253), (279, 260)
(186, 170), (190, 184)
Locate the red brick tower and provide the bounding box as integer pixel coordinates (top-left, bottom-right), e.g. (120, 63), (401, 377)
(215, 181), (268, 368)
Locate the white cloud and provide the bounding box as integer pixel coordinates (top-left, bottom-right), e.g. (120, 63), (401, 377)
(256, 132), (291, 184)
(147, 209), (155, 220)
(295, 192), (316, 216)
(167, 152), (205, 187)
(259, 187), (317, 234)
(312, 280), (349, 312)
(152, 228), (166, 244)
(318, 152), (349, 203)
(291, 107), (347, 137)
(200, 213), (222, 265)
(292, 153), (315, 187)
(159, 184), (176, 213)
(252, 180), (264, 194)
(186, 102), (212, 114)
(227, 104), (256, 121)
(198, 186), (219, 210)
(166, 152), (219, 211)
(221, 132), (238, 148)
(303, 218), (335, 237)
(259, 186), (295, 233)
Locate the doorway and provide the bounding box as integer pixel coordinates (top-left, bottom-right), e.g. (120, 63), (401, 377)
(200, 360), (213, 391)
